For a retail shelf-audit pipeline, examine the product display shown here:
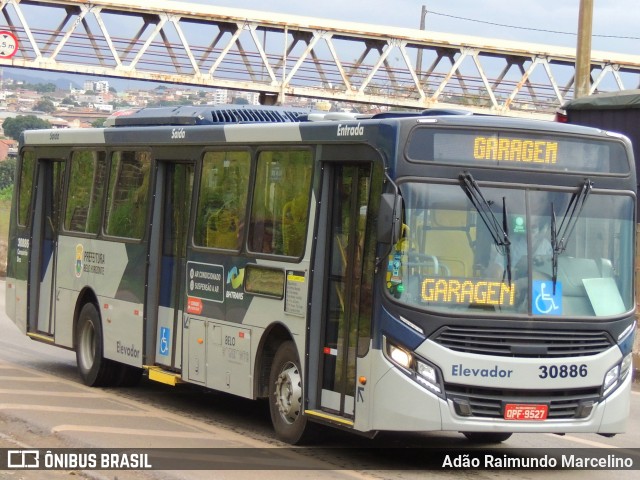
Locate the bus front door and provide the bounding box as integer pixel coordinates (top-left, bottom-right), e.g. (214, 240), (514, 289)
(320, 164), (372, 419)
(146, 161), (194, 370)
(28, 159), (65, 337)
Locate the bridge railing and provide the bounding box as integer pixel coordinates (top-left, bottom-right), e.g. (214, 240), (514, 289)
(1, 0), (640, 116)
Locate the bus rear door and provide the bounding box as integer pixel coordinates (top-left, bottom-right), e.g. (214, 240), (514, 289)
(146, 160), (194, 371)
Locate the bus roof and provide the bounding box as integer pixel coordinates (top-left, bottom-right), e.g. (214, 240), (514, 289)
(20, 105), (627, 149)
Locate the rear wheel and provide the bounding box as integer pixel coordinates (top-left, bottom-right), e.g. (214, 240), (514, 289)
(75, 303), (118, 387)
(462, 432), (512, 443)
(115, 364), (143, 387)
(268, 341), (312, 444)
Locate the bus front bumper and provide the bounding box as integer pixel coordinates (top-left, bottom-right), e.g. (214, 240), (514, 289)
(369, 355), (632, 435)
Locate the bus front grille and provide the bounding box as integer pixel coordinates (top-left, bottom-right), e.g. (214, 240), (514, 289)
(432, 326), (613, 358)
(445, 384), (601, 419)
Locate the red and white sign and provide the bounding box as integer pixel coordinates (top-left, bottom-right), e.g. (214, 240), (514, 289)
(0, 31), (18, 59)
(187, 297), (203, 315)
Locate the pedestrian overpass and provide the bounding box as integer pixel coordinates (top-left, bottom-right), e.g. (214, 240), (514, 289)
(1, 0), (640, 116)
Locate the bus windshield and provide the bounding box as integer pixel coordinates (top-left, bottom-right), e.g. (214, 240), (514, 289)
(386, 181), (635, 317)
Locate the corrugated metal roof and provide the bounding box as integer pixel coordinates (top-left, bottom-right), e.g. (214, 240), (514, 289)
(563, 90), (640, 110)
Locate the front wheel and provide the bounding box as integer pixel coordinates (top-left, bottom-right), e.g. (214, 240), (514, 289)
(75, 303), (117, 387)
(268, 341), (312, 444)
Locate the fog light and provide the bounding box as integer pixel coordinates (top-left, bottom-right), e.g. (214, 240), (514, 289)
(453, 398), (472, 416)
(576, 401), (594, 419)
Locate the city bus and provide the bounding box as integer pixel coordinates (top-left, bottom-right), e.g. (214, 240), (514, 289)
(5, 105), (636, 444)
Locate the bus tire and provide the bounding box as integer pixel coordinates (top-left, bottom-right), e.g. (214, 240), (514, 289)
(462, 432), (512, 443)
(75, 303), (117, 387)
(115, 364), (143, 387)
(268, 340), (310, 444)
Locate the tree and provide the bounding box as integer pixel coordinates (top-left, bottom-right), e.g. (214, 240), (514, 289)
(91, 118), (107, 128)
(61, 96), (77, 106)
(34, 98), (56, 113)
(2, 115), (52, 141)
(0, 157), (16, 190)
(33, 83), (57, 93)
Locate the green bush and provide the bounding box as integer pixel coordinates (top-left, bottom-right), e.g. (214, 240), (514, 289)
(0, 158), (16, 191)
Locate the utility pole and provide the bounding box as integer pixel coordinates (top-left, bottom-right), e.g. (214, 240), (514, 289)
(416, 5), (427, 76)
(575, 0), (594, 98)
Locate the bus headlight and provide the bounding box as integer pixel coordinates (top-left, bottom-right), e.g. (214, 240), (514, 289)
(602, 353), (632, 397)
(416, 361), (438, 385)
(388, 343), (412, 369)
(603, 365), (620, 392)
(416, 360), (442, 395)
(383, 337), (444, 397)
(620, 353), (632, 378)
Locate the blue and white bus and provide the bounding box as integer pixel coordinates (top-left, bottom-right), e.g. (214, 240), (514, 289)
(6, 105), (635, 443)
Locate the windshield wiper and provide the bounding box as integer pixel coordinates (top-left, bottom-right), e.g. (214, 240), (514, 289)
(550, 178), (593, 293)
(459, 172), (511, 284)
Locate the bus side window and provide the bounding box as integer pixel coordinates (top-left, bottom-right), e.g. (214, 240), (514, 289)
(17, 151), (36, 227)
(249, 149), (312, 257)
(104, 151), (151, 239)
(65, 150), (106, 234)
(194, 150), (250, 250)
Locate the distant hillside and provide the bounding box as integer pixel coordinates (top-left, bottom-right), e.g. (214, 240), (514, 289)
(2, 67), (161, 91)
(4, 70), (82, 90)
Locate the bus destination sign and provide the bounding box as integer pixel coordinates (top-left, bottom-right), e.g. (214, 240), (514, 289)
(421, 277), (516, 307)
(407, 127), (629, 174)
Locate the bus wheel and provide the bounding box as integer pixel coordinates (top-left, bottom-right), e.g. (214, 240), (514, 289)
(75, 303), (116, 387)
(462, 432), (512, 443)
(115, 364), (143, 387)
(269, 341), (309, 444)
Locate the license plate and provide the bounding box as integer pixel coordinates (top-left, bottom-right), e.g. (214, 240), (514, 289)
(504, 404), (548, 421)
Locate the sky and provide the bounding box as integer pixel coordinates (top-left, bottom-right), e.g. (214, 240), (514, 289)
(186, 0), (640, 56)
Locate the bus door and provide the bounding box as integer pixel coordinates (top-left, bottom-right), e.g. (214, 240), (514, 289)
(146, 161), (194, 370)
(319, 163), (372, 418)
(28, 158), (65, 337)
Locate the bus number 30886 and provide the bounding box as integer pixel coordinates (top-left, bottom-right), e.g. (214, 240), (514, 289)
(538, 364), (588, 379)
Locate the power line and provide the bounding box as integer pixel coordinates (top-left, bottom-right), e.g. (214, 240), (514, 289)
(428, 10), (640, 41)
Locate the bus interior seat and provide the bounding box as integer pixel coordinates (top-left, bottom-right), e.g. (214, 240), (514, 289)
(423, 209), (473, 277)
(282, 195), (308, 256)
(206, 208), (239, 249)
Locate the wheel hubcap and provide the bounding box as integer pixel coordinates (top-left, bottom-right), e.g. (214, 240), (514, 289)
(274, 361), (302, 424)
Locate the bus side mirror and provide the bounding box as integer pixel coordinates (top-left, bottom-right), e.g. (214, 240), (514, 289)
(378, 193), (402, 245)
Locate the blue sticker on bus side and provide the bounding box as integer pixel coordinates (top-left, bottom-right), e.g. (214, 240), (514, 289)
(532, 280), (562, 315)
(159, 327), (170, 356)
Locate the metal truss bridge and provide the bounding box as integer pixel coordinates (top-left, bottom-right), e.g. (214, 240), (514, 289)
(1, 0), (640, 117)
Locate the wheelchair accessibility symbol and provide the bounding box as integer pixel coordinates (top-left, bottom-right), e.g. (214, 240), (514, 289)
(159, 327), (170, 356)
(532, 280), (562, 315)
